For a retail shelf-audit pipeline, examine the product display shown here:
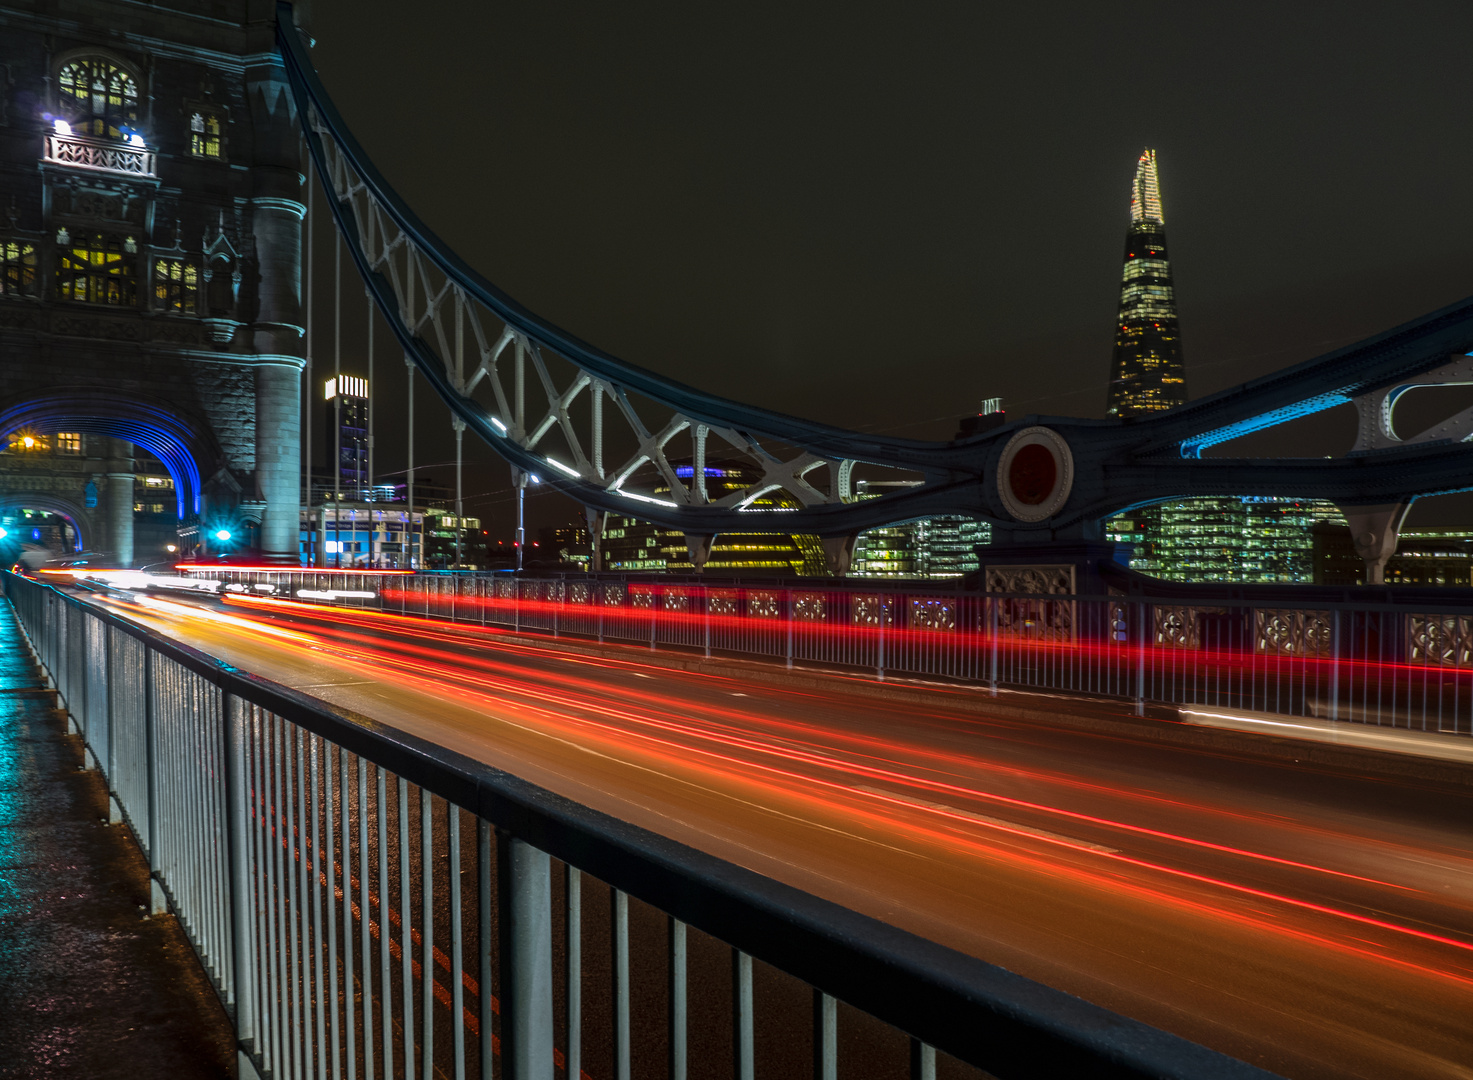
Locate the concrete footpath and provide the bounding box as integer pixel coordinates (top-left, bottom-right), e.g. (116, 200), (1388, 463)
(0, 598), (235, 1079)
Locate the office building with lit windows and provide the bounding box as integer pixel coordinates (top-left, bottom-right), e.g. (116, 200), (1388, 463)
(324, 375), (370, 499)
(848, 481), (991, 580)
(601, 461), (827, 575)
(1106, 149), (1188, 418)
(1107, 498), (1345, 583)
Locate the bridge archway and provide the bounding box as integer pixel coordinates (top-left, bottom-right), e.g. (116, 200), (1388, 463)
(0, 493), (91, 553)
(0, 388), (220, 519)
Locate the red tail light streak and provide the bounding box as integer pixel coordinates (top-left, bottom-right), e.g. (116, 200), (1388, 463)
(106, 586), (1473, 1072)
(95, 591), (1455, 995)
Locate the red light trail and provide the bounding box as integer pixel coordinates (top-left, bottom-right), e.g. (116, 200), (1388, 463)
(92, 588), (1473, 1078)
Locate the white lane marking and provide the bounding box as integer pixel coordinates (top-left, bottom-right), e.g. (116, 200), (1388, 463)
(853, 785), (1118, 854)
(730, 692), (748, 697)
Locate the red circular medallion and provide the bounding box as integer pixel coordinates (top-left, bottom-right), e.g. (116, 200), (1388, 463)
(1009, 443), (1057, 505)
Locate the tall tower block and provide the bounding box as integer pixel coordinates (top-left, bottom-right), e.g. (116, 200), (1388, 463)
(1106, 149), (1188, 418)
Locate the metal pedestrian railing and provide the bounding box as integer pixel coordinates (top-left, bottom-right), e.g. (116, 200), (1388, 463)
(197, 567), (1473, 738)
(1, 568), (1279, 1079)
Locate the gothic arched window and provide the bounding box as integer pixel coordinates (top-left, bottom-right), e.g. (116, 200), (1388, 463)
(56, 56), (139, 140)
(57, 230), (137, 305)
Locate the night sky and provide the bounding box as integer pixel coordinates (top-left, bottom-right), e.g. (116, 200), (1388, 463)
(300, 1), (1473, 535)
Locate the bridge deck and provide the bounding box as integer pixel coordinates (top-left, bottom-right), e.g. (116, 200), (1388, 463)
(0, 598), (235, 1077)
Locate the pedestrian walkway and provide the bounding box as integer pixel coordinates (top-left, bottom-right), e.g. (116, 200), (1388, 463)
(0, 595), (236, 1079)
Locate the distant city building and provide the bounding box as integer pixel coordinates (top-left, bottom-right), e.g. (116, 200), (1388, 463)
(324, 375), (370, 499)
(536, 523), (591, 570)
(1106, 149), (1188, 418)
(1313, 525), (1473, 587)
(955, 397), (1008, 440)
(1107, 498), (1344, 583)
(301, 504), (423, 569)
(849, 480), (991, 579)
(601, 461), (826, 575)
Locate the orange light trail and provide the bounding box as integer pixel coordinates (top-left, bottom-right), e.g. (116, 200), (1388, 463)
(200, 595), (1473, 970)
(110, 589), (1473, 1001)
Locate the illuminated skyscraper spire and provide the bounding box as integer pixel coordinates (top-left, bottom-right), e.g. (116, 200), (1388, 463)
(1107, 148), (1186, 418)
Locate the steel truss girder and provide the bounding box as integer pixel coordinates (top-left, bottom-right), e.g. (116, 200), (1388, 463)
(276, 6), (1473, 538)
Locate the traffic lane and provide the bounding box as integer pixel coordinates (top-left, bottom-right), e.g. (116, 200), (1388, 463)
(91, 591), (1473, 1079)
(218, 594), (1473, 926)
(123, 590), (1473, 964)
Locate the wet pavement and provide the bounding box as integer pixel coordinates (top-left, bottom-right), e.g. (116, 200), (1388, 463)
(0, 598), (236, 1079)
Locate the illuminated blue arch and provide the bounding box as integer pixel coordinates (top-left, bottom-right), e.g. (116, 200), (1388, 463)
(0, 492), (91, 551)
(0, 391), (215, 519)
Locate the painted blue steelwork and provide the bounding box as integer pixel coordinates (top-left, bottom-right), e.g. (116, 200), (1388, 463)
(275, 7), (1473, 540)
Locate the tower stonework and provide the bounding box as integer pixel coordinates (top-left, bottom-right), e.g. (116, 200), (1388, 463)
(1106, 149), (1188, 418)
(0, 0), (305, 564)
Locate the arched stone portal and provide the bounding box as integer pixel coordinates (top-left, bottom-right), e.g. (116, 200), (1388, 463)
(0, 492), (93, 553)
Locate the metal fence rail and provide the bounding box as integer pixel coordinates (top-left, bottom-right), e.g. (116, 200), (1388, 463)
(196, 568), (1473, 737)
(2, 569), (1278, 1079)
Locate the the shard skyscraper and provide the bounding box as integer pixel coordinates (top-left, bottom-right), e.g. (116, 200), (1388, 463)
(1106, 149), (1188, 417)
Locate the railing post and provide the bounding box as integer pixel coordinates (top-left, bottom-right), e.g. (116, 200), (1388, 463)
(498, 834), (553, 1080)
(733, 949), (754, 1080)
(786, 588), (795, 670)
(669, 917), (687, 1080)
(105, 622), (117, 789)
(876, 599), (887, 683)
(813, 990), (836, 1080)
(144, 649), (163, 896)
(1135, 601), (1148, 717)
(222, 691), (257, 1052)
(703, 588), (712, 659)
(1329, 608), (1342, 722)
(910, 1039), (936, 1080)
(514, 577), (522, 634)
(987, 596), (999, 696)
(612, 888), (631, 1080)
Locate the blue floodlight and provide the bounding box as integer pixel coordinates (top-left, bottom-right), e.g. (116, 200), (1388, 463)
(214, 529), (232, 542)
(0, 527), (7, 540)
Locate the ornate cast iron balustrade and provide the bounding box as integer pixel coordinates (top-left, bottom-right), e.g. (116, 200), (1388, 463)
(43, 132), (157, 179)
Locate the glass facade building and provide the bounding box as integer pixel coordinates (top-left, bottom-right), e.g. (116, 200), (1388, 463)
(1106, 149), (1188, 418)
(601, 462), (827, 575)
(849, 481), (991, 579)
(324, 375), (370, 500)
(1108, 498), (1345, 583)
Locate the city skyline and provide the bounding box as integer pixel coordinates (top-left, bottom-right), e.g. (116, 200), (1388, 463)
(306, 3), (1473, 535)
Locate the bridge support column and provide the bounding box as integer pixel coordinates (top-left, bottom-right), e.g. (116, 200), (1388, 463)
(248, 161), (306, 564)
(821, 533), (858, 577)
(255, 361), (303, 562)
(584, 508), (606, 572)
(1338, 501), (1410, 585)
(684, 533), (714, 574)
(104, 438), (134, 568)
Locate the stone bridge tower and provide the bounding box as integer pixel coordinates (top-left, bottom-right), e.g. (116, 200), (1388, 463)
(0, 0), (305, 565)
